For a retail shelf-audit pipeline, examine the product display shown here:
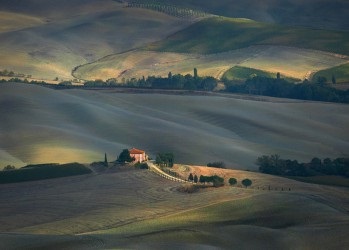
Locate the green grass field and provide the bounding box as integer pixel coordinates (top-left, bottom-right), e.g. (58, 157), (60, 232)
(128, 0), (349, 31)
(222, 66), (300, 82)
(313, 63), (349, 83)
(0, 163), (91, 184)
(146, 16), (349, 55)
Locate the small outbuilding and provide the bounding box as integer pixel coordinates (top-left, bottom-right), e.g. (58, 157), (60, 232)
(129, 148), (148, 163)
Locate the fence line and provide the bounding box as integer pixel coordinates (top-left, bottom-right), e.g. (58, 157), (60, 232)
(147, 161), (188, 183)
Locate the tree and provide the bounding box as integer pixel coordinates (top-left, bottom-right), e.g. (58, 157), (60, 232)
(104, 153), (108, 167)
(207, 161), (226, 168)
(201, 77), (217, 91)
(317, 76), (327, 85)
(310, 157), (322, 170)
(194, 68), (198, 78)
(242, 178), (252, 188)
(271, 154), (281, 167)
(3, 165), (15, 171)
(188, 173), (194, 181)
(156, 153), (174, 167)
(332, 74), (336, 84)
(199, 175), (205, 184)
(229, 177), (237, 186)
(276, 72), (281, 79)
(194, 175), (198, 183)
(117, 149), (134, 163)
(212, 175), (224, 187)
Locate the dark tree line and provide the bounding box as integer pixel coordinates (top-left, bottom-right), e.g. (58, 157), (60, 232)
(85, 69), (217, 90)
(206, 161), (226, 169)
(156, 153), (174, 168)
(257, 154), (349, 177)
(224, 76), (349, 103)
(135, 73), (217, 91)
(4, 70), (348, 104)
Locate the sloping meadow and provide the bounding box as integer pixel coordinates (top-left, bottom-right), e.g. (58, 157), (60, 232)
(1, 83), (348, 169)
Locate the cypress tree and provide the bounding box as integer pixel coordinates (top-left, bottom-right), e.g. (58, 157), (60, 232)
(194, 68), (198, 78)
(104, 153), (108, 167)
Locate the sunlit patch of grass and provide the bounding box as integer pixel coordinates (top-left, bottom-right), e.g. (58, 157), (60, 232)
(146, 16), (349, 55)
(313, 63), (349, 84)
(222, 66), (300, 82)
(92, 191), (346, 242)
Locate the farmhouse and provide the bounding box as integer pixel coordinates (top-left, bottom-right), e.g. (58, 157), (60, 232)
(129, 148), (148, 163)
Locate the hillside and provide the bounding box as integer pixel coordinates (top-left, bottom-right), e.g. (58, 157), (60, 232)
(0, 1), (348, 82)
(146, 16), (349, 55)
(0, 166), (349, 249)
(129, 0), (349, 31)
(73, 15), (349, 81)
(75, 46), (347, 81)
(1, 83), (348, 169)
(313, 63), (349, 84)
(0, 1), (191, 80)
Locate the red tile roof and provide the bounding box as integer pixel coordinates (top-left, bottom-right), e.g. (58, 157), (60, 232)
(129, 148), (145, 154)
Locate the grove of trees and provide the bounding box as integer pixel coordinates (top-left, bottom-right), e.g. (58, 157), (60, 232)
(3, 165), (16, 171)
(199, 175), (225, 187)
(156, 153), (174, 167)
(224, 76), (349, 103)
(257, 155), (349, 177)
(206, 161), (226, 169)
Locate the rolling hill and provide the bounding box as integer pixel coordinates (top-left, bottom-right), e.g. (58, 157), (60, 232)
(313, 63), (349, 84)
(73, 16), (349, 81)
(0, 165), (349, 249)
(1, 83), (348, 169)
(128, 0), (349, 31)
(146, 16), (349, 55)
(1, 0), (349, 82)
(1, 2), (349, 248)
(74, 45), (348, 81)
(0, 0), (192, 80)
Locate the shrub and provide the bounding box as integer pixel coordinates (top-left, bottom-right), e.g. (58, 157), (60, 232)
(242, 178), (252, 188)
(212, 175), (225, 187)
(3, 165), (16, 171)
(229, 178), (237, 186)
(177, 184), (199, 193)
(135, 162), (149, 169)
